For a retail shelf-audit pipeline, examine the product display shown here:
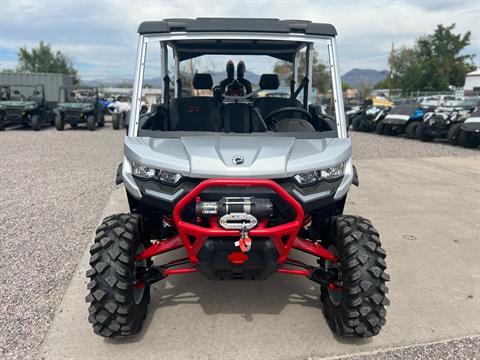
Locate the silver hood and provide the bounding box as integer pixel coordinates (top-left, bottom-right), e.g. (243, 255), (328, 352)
(124, 135), (352, 179)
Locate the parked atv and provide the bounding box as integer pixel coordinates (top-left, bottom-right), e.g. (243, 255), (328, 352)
(416, 107), (471, 143)
(352, 102), (390, 132)
(109, 95), (132, 130)
(377, 105), (425, 138)
(457, 110), (480, 148)
(86, 18), (389, 340)
(0, 84), (54, 131)
(55, 86), (105, 131)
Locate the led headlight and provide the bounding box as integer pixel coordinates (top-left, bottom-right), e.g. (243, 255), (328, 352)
(158, 170), (182, 185)
(132, 162), (156, 179)
(318, 163), (345, 181)
(293, 171), (318, 186)
(131, 162), (183, 185)
(293, 162), (345, 186)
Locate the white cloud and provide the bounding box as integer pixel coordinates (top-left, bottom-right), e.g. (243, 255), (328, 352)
(1, 0), (478, 79)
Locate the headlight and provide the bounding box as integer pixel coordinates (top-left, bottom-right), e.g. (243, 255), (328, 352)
(131, 162), (183, 185)
(25, 104), (36, 110)
(158, 170), (183, 185)
(293, 171), (318, 186)
(132, 163), (156, 179)
(319, 163), (345, 181)
(293, 162), (345, 186)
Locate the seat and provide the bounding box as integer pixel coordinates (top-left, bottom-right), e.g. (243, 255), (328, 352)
(218, 60), (235, 93)
(223, 103), (250, 133)
(252, 74), (302, 120)
(237, 61), (252, 94)
(168, 73), (222, 131)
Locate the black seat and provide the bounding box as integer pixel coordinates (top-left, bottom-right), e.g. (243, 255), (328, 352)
(237, 61), (252, 94)
(168, 73), (221, 131)
(253, 74), (302, 119)
(218, 60), (235, 93)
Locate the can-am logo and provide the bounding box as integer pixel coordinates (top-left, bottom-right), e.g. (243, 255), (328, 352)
(232, 156), (244, 165)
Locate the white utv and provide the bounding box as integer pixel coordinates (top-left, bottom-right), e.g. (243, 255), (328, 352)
(86, 18), (389, 339)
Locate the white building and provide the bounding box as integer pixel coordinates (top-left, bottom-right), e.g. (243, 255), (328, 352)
(464, 69), (480, 96)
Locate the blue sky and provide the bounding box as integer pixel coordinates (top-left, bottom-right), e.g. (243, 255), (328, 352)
(0, 0), (478, 80)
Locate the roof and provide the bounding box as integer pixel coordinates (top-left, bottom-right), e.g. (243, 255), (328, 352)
(138, 18), (337, 37)
(466, 69), (480, 76)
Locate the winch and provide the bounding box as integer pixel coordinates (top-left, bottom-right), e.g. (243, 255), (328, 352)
(195, 196), (273, 252)
(195, 196), (272, 220)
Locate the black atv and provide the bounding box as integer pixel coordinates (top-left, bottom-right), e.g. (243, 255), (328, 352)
(456, 110), (480, 148)
(416, 107), (471, 143)
(0, 84), (55, 131)
(350, 99), (389, 132)
(55, 86), (105, 131)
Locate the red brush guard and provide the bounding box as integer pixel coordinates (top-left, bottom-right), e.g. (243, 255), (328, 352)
(136, 178), (338, 280)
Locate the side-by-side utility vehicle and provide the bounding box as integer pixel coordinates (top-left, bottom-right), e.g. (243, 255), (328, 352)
(55, 86), (105, 130)
(85, 18), (389, 339)
(0, 84), (54, 131)
(376, 104), (425, 138)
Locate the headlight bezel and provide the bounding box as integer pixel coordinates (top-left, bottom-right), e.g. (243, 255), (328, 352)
(293, 162), (345, 186)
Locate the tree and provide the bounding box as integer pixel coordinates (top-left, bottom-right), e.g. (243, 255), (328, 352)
(273, 50), (331, 94)
(388, 24), (475, 94)
(342, 81), (351, 91)
(17, 41), (79, 83)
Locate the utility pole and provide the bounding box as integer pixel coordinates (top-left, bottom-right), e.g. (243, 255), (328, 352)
(388, 42), (394, 101)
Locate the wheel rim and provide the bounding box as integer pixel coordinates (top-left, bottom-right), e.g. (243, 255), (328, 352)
(325, 245), (342, 306)
(133, 244), (147, 304)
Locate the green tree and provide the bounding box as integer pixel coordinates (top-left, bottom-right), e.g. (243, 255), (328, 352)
(273, 50), (331, 94)
(17, 41), (79, 83)
(389, 24), (475, 94)
(342, 81), (351, 91)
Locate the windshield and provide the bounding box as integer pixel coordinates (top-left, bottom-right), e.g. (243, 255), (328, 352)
(0, 85), (43, 101)
(60, 88), (97, 103)
(133, 35), (343, 138)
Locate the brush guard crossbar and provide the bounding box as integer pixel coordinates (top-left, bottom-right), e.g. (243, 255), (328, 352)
(136, 178), (339, 286)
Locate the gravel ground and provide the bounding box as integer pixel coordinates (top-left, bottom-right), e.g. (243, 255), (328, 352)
(350, 131), (479, 159)
(0, 126), (478, 360)
(0, 125), (124, 360)
(330, 335), (480, 360)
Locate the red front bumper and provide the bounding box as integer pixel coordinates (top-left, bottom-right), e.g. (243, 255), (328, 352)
(136, 178), (337, 278)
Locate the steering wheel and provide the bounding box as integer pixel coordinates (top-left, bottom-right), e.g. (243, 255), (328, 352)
(264, 107), (313, 123)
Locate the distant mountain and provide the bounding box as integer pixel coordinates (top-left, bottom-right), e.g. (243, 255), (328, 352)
(83, 77), (131, 87)
(341, 69), (389, 88)
(82, 70), (262, 88)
